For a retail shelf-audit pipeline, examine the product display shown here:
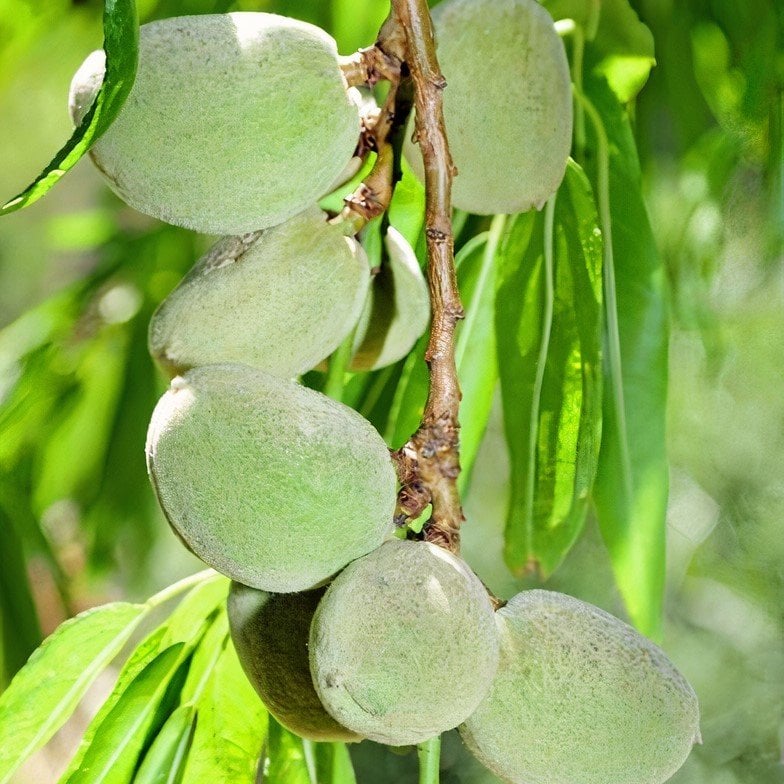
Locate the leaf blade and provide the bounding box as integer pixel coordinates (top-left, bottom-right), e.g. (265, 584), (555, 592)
(0, 602), (146, 784)
(496, 162), (603, 577)
(586, 76), (669, 639)
(63, 643), (190, 784)
(0, 0), (139, 215)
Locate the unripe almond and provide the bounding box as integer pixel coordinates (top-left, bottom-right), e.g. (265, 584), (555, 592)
(149, 208), (369, 379)
(460, 590), (701, 784)
(227, 582), (361, 743)
(350, 227), (429, 371)
(146, 364), (396, 592)
(69, 13), (361, 234)
(404, 0), (572, 215)
(310, 539), (500, 746)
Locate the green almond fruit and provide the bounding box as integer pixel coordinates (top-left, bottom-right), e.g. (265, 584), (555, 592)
(460, 590), (701, 784)
(309, 539), (500, 746)
(146, 364), (396, 592)
(227, 582), (361, 743)
(148, 208), (369, 379)
(69, 13), (361, 234)
(404, 0), (572, 215)
(350, 227), (430, 371)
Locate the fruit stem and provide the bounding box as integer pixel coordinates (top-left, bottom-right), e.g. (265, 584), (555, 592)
(388, 0), (465, 555)
(417, 735), (441, 784)
(324, 327), (356, 402)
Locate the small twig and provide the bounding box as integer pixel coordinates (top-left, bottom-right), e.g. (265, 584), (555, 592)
(389, 0), (464, 555)
(334, 40), (409, 234)
(339, 42), (403, 88)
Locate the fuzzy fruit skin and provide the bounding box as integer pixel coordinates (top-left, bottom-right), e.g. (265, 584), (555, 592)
(309, 540), (500, 746)
(349, 227), (430, 371)
(403, 0), (572, 215)
(69, 13), (360, 234)
(149, 208), (369, 379)
(146, 364), (396, 592)
(460, 590), (701, 784)
(227, 582), (361, 743)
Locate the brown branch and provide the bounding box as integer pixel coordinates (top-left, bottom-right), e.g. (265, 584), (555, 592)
(388, 0), (465, 554)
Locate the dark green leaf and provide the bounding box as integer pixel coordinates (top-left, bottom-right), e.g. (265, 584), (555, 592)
(0, 602), (146, 784)
(586, 77), (669, 639)
(63, 643), (190, 784)
(0, 503), (41, 683)
(496, 161), (603, 578)
(134, 704), (197, 784)
(1, 0), (138, 215)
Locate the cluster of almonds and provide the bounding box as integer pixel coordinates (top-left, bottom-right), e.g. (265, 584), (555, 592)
(70, 3), (700, 783)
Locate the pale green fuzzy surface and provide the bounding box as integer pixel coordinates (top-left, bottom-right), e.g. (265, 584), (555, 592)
(227, 582), (361, 742)
(460, 590), (701, 784)
(404, 0), (572, 215)
(309, 540), (500, 746)
(69, 13), (360, 234)
(146, 364), (396, 592)
(350, 227), (430, 371)
(149, 208), (369, 378)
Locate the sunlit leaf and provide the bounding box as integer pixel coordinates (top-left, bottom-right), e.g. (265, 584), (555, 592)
(1, 0), (138, 215)
(545, 0), (655, 101)
(134, 704), (197, 784)
(496, 162), (603, 578)
(62, 576), (223, 778)
(387, 230), (497, 461)
(62, 643), (190, 784)
(0, 602), (146, 784)
(586, 77), (669, 639)
(160, 576), (228, 648)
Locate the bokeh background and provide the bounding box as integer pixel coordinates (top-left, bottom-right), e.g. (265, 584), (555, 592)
(0, 0), (782, 782)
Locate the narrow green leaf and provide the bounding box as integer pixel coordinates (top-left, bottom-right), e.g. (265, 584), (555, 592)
(545, 0), (655, 101)
(496, 161), (603, 577)
(62, 575), (221, 779)
(63, 643), (189, 784)
(0, 0), (138, 215)
(388, 158), (427, 248)
(311, 743), (356, 784)
(181, 640), (267, 784)
(261, 718), (310, 784)
(134, 704), (197, 784)
(586, 77), (669, 639)
(60, 626), (171, 780)
(454, 227), (500, 492)
(0, 602), (146, 784)
(179, 613), (228, 705)
(160, 576), (228, 649)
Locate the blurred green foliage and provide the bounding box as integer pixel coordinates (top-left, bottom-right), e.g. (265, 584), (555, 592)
(0, 0), (781, 782)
